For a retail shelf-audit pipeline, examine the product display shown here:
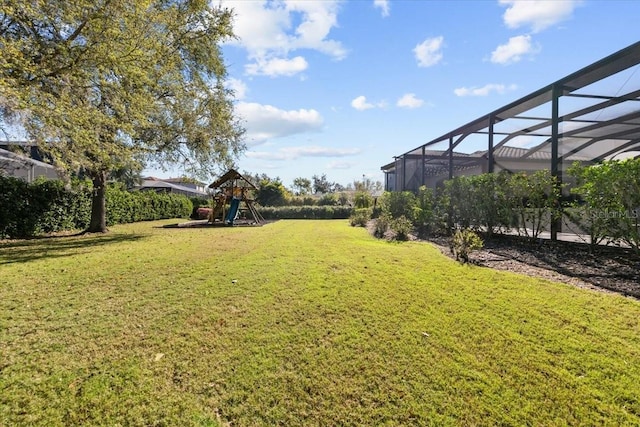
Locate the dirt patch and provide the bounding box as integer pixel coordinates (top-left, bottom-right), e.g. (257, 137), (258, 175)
(366, 221), (640, 299)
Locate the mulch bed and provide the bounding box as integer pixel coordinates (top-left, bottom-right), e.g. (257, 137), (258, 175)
(367, 221), (640, 299)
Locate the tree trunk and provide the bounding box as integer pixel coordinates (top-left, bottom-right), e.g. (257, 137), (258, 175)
(87, 170), (108, 233)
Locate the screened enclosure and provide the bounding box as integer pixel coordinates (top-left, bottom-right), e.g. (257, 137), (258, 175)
(382, 42), (640, 192)
(381, 42), (640, 241)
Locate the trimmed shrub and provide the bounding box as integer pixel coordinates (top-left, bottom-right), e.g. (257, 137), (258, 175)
(105, 188), (192, 225)
(0, 177), (192, 239)
(569, 159), (640, 251)
(380, 191), (416, 221)
(349, 208), (371, 227)
(34, 179), (91, 234)
(259, 205), (352, 219)
(354, 191), (373, 209)
(452, 229), (483, 263)
(289, 196), (317, 206)
(391, 215), (413, 241)
(374, 213), (391, 238)
(412, 185), (436, 237)
(0, 176), (92, 238)
(504, 170), (562, 239)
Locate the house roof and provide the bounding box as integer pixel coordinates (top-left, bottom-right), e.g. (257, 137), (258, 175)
(160, 177), (206, 186)
(0, 148), (55, 169)
(137, 179), (208, 196)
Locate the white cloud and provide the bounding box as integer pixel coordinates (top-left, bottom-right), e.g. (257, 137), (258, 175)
(491, 35), (540, 64)
(246, 146), (361, 161)
(225, 77), (248, 100)
(413, 36), (444, 68)
(327, 160), (355, 169)
(351, 95), (386, 111)
(245, 56), (308, 77)
(454, 83), (518, 97)
(396, 93), (424, 109)
(374, 0), (390, 17)
(351, 95), (374, 111)
(500, 0), (580, 33)
(223, 0), (347, 76)
(236, 102), (324, 145)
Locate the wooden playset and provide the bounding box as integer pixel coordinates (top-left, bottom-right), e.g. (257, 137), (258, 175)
(207, 169), (264, 226)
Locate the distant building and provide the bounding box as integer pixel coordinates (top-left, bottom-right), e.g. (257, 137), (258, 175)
(159, 177), (207, 194)
(0, 144), (59, 182)
(135, 177), (209, 198)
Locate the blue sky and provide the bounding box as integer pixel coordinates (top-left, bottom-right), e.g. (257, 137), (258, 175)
(154, 0), (640, 187)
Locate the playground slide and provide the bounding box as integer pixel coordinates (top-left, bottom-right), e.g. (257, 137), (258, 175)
(225, 198), (240, 224)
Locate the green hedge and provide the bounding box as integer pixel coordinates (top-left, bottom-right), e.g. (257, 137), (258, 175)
(0, 176), (192, 239)
(0, 177), (92, 238)
(105, 187), (192, 226)
(259, 205), (352, 220)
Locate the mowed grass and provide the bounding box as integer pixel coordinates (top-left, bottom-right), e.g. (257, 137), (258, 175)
(1, 220), (639, 426)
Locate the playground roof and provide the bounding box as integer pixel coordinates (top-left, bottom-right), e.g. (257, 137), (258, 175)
(382, 41), (640, 179)
(208, 169), (257, 190)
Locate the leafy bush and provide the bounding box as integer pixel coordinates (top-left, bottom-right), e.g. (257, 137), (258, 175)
(380, 191), (417, 221)
(349, 208), (371, 227)
(337, 192), (350, 206)
(412, 186), (436, 237)
(354, 191), (373, 209)
(317, 193), (339, 206)
(255, 179), (291, 206)
(469, 172), (511, 236)
(0, 176), (92, 238)
(569, 159), (640, 251)
(440, 173), (512, 235)
(391, 215), (413, 241)
(374, 213), (391, 238)
(505, 170), (562, 239)
(441, 176), (474, 230)
(371, 205), (382, 219)
(33, 178), (92, 234)
(452, 229), (483, 263)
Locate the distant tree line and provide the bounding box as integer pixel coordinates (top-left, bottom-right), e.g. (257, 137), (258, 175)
(240, 171), (383, 208)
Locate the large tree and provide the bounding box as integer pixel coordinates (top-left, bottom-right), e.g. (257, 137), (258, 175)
(0, 0), (245, 232)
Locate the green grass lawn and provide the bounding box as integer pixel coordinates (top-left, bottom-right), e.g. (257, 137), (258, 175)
(1, 220), (639, 426)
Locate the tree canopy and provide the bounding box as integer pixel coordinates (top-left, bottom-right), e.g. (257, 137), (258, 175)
(0, 0), (245, 231)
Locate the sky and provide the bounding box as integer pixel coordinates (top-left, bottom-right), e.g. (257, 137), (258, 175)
(147, 1), (640, 187)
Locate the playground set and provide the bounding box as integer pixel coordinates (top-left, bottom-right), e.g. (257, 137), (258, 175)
(207, 169), (264, 226)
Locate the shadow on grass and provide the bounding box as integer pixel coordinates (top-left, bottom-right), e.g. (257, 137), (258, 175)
(0, 233), (149, 265)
